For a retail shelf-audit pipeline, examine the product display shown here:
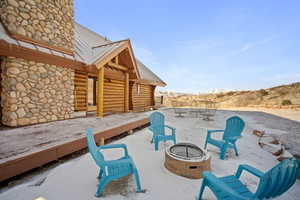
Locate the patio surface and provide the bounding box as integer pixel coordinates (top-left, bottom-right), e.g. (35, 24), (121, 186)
(0, 112), (148, 163)
(0, 108), (299, 199)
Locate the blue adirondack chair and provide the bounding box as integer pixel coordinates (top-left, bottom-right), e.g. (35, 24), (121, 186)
(86, 128), (142, 197)
(149, 112), (176, 151)
(197, 158), (299, 200)
(204, 116), (245, 160)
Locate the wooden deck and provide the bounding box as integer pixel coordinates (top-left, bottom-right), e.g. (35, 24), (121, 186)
(0, 112), (150, 182)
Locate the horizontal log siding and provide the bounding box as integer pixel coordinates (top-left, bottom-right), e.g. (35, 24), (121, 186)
(130, 83), (155, 111)
(74, 71), (88, 111)
(104, 79), (125, 113)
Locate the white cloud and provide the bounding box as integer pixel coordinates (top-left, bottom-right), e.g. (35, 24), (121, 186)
(227, 36), (276, 57)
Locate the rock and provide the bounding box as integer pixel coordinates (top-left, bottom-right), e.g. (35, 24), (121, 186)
(10, 104), (18, 112)
(38, 66), (47, 73)
(19, 1), (26, 7)
(7, 0), (18, 7)
(19, 12), (30, 20)
(16, 83), (26, 91)
(25, 0), (36, 5)
(22, 96), (31, 104)
(28, 104), (36, 108)
(29, 65), (38, 71)
(9, 91), (17, 98)
(7, 15), (16, 23)
(7, 67), (20, 75)
(18, 118), (30, 126)
(51, 115), (57, 121)
(16, 108), (26, 118)
(39, 118), (47, 123)
(21, 20), (28, 26)
(8, 112), (18, 120)
(16, 26), (26, 35)
(37, 12), (46, 20)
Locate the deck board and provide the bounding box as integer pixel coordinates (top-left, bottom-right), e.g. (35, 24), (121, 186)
(0, 112), (150, 182)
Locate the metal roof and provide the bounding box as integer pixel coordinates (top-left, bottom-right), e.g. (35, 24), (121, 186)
(0, 21), (166, 86)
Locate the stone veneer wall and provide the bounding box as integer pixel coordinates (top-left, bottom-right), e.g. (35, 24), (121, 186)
(0, 0), (74, 51)
(1, 57), (75, 126)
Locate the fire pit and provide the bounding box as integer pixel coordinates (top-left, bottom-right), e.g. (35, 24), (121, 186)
(165, 143), (211, 179)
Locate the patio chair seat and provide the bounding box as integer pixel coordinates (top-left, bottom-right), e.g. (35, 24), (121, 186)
(216, 176), (253, 199)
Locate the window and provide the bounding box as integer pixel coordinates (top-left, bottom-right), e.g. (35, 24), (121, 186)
(88, 77), (97, 106)
(137, 84), (140, 95)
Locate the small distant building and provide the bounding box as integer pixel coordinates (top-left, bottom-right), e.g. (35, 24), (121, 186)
(0, 0), (166, 127)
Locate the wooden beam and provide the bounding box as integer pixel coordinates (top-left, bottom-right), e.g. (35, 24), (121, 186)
(0, 40), (98, 74)
(96, 66), (104, 117)
(124, 72), (129, 112)
(115, 55), (119, 64)
(129, 79), (167, 87)
(95, 42), (128, 68)
(92, 39), (129, 49)
(108, 61), (128, 71)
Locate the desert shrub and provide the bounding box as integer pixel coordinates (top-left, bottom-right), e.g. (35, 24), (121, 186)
(226, 91), (235, 96)
(258, 89), (268, 96)
(282, 99), (292, 105)
(216, 93), (225, 98)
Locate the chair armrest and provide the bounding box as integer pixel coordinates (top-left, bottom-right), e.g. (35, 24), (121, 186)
(98, 144), (129, 157)
(165, 125), (176, 134)
(105, 157), (132, 167)
(202, 172), (249, 200)
(235, 164), (264, 179)
(207, 129), (224, 134)
(207, 130), (224, 138)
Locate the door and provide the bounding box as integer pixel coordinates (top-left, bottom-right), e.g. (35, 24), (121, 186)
(87, 77), (97, 111)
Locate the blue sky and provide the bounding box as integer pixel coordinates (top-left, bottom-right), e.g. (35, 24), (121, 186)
(75, 0), (300, 93)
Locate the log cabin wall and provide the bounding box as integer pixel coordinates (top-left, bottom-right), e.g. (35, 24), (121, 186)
(0, 58), (2, 124)
(129, 83), (155, 111)
(103, 66), (126, 114)
(74, 71), (88, 111)
(104, 79), (125, 113)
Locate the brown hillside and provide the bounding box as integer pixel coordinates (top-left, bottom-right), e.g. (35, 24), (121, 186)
(157, 82), (300, 109)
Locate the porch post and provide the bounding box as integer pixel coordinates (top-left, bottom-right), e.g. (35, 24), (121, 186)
(124, 72), (129, 112)
(96, 66), (104, 117)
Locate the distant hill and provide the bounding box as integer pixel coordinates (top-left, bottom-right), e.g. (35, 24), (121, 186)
(157, 82), (300, 109)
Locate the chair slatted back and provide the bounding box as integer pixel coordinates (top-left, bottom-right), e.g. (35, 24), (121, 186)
(149, 112), (165, 135)
(86, 128), (105, 167)
(255, 158), (299, 199)
(223, 116), (245, 141)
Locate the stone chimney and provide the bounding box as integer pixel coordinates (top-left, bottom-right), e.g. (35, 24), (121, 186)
(0, 0), (74, 52)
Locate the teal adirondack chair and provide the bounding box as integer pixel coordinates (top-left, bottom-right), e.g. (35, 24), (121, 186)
(149, 112), (176, 151)
(86, 128), (142, 197)
(204, 116), (245, 160)
(197, 158), (299, 200)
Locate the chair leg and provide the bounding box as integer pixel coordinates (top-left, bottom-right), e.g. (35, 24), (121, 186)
(220, 144), (228, 160)
(97, 169), (103, 179)
(154, 139), (159, 151)
(173, 137), (176, 144)
(133, 168), (142, 192)
(198, 179), (207, 200)
(204, 135), (209, 149)
(233, 143), (239, 156)
(95, 178), (110, 197)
